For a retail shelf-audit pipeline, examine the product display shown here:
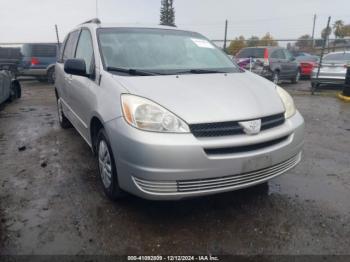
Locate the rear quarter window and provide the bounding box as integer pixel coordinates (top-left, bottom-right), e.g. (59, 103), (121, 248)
(62, 31), (80, 62)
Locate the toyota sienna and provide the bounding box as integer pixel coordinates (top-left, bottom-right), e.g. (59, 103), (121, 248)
(55, 19), (304, 200)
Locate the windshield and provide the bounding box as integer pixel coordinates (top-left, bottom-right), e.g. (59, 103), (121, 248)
(324, 53), (350, 61)
(236, 48), (265, 59)
(97, 28), (238, 75)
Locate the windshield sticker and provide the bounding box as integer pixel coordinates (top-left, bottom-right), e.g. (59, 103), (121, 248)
(191, 38), (215, 49)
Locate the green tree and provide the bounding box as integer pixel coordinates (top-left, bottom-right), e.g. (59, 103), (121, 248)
(321, 27), (332, 40)
(246, 36), (260, 47)
(343, 24), (350, 37)
(333, 20), (345, 38)
(160, 0), (176, 27)
(295, 34), (313, 51)
(227, 36), (246, 55)
(259, 33), (278, 46)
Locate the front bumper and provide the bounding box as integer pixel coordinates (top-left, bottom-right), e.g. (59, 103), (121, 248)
(106, 112), (304, 200)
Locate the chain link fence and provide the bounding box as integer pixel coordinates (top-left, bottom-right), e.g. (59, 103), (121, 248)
(212, 38), (350, 56)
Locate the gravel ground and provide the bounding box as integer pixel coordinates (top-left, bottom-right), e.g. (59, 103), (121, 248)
(0, 80), (349, 255)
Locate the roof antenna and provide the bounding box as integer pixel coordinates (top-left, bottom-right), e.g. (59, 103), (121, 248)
(55, 24), (60, 50)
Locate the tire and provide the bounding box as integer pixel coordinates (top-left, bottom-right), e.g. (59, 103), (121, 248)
(311, 82), (320, 88)
(47, 68), (55, 84)
(96, 128), (125, 200)
(16, 83), (21, 98)
(57, 97), (72, 129)
(291, 69), (301, 84)
(7, 82), (19, 102)
(272, 71), (280, 85)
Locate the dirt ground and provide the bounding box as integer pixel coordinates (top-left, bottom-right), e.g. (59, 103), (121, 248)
(0, 80), (349, 255)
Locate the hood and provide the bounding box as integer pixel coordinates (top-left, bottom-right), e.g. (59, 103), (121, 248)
(114, 71), (285, 124)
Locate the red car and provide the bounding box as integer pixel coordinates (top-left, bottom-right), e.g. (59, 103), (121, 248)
(296, 55), (319, 77)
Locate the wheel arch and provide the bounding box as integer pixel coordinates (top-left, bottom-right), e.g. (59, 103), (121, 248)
(90, 115), (105, 154)
(46, 64), (56, 72)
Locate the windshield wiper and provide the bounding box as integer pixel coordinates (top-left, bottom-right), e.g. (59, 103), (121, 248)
(175, 69), (225, 75)
(106, 66), (159, 76)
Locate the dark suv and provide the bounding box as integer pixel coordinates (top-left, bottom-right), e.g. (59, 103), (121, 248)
(19, 43), (59, 83)
(236, 47), (300, 84)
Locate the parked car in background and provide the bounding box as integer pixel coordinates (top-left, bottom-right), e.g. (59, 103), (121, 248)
(291, 51), (313, 57)
(311, 51), (350, 88)
(0, 48), (22, 104)
(296, 55), (319, 78)
(236, 47), (300, 84)
(55, 20), (304, 201)
(19, 43), (59, 83)
(0, 47), (22, 65)
(0, 64), (21, 105)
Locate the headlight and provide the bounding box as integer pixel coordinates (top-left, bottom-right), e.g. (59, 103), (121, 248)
(121, 94), (190, 133)
(276, 86), (296, 119)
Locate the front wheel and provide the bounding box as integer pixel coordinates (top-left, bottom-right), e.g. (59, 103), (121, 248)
(57, 97), (72, 129)
(97, 129), (125, 200)
(291, 70), (301, 84)
(8, 82), (21, 102)
(311, 82), (319, 88)
(272, 71), (280, 85)
(47, 68), (55, 84)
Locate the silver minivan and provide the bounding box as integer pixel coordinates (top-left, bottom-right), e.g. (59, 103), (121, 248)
(55, 19), (304, 200)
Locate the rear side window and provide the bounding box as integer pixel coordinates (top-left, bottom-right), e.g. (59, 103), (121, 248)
(75, 29), (94, 74)
(31, 45), (57, 57)
(324, 53), (350, 61)
(271, 49), (285, 59)
(62, 30), (80, 62)
(283, 49), (293, 60)
(236, 48), (265, 58)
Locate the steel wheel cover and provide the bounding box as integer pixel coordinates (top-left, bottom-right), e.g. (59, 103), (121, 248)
(98, 140), (112, 188)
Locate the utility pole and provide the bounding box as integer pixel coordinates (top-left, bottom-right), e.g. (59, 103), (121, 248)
(223, 20), (228, 51)
(311, 14), (316, 48)
(314, 16), (331, 95)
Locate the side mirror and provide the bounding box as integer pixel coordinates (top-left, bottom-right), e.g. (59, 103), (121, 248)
(64, 59), (88, 77)
(290, 57), (296, 61)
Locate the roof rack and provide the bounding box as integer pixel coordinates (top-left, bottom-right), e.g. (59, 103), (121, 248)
(81, 18), (101, 25)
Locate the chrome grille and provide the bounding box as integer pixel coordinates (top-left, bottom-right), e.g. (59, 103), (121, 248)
(132, 153), (301, 195)
(189, 113), (285, 137)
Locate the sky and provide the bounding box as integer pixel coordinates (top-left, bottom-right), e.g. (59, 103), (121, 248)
(0, 0), (349, 44)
